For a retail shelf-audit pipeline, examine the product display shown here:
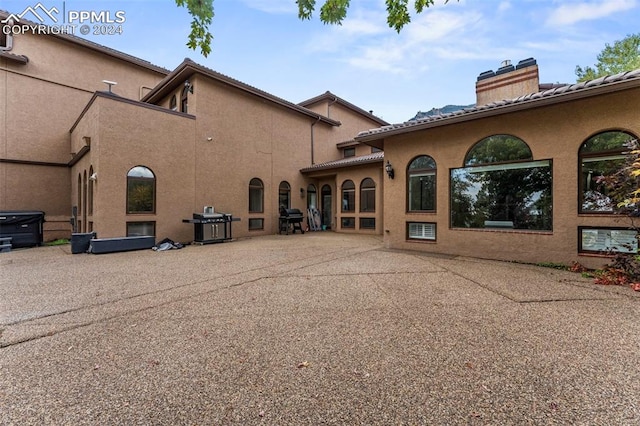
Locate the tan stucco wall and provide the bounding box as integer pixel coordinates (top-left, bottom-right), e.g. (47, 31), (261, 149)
(172, 75), (325, 237)
(305, 100), (386, 164)
(1, 31), (166, 240)
(382, 87), (640, 269)
(71, 96), (196, 241)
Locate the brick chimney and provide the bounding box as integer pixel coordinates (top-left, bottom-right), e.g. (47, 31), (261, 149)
(475, 58), (540, 105)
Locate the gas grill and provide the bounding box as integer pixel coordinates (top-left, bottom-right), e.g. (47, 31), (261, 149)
(182, 207), (240, 244)
(279, 207), (305, 235)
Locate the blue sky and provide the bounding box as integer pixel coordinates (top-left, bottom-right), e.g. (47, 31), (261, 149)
(4, 0), (639, 123)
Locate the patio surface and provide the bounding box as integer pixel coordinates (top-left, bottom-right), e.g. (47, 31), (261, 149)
(1, 233), (639, 424)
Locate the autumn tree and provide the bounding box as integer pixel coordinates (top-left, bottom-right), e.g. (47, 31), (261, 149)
(575, 33), (640, 82)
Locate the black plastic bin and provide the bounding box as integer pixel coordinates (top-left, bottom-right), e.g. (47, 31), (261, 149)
(71, 232), (96, 254)
(0, 211), (45, 248)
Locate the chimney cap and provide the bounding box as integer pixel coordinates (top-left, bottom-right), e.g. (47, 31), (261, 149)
(477, 70), (496, 81)
(516, 57), (537, 69)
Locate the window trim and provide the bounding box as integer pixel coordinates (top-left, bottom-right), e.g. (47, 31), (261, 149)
(359, 178), (376, 213)
(341, 217), (356, 229)
(341, 180), (355, 213)
(249, 177), (264, 213)
(127, 166), (156, 215)
(407, 155), (437, 213)
(407, 222), (437, 241)
(359, 217), (376, 230)
(578, 226), (638, 255)
(279, 181), (291, 209)
(248, 218), (264, 231)
(126, 221), (156, 237)
(578, 130), (636, 215)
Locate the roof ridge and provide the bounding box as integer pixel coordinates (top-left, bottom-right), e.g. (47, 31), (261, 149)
(0, 9), (169, 74)
(357, 67), (640, 139)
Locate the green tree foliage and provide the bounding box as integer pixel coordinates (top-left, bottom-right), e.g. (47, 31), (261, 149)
(575, 33), (640, 82)
(297, 0), (455, 32)
(176, 0), (214, 57)
(179, 0), (456, 56)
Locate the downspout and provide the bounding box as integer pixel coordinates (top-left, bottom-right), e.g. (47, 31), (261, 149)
(310, 116), (320, 165)
(327, 95), (338, 118)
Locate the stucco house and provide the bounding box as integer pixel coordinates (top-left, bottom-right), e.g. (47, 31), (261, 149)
(2, 12), (640, 269)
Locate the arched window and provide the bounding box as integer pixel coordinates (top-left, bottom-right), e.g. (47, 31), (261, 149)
(180, 84), (189, 113)
(451, 135), (552, 230)
(127, 166), (156, 214)
(465, 134), (532, 165)
(307, 184), (317, 210)
(579, 130), (636, 213)
(249, 178), (264, 213)
(360, 178), (376, 212)
(279, 181), (291, 209)
(169, 95), (177, 111)
(88, 166), (94, 216)
(341, 180), (355, 212)
(407, 155), (436, 212)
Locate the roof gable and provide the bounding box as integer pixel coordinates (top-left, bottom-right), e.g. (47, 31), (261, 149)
(299, 91), (389, 126)
(142, 59), (341, 126)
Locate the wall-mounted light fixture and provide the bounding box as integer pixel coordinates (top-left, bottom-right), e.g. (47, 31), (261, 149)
(300, 188), (305, 197)
(89, 173), (97, 181)
(385, 160), (395, 179)
(184, 80), (194, 94)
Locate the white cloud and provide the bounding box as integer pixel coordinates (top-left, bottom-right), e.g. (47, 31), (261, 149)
(546, 0), (638, 26)
(239, 0), (297, 15)
(498, 1), (512, 13)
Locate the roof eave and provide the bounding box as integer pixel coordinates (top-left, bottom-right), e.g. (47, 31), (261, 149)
(356, 78), (640, 143)
(143, 61), (341, 126)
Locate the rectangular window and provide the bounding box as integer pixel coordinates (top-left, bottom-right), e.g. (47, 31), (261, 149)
(360, 217), (376, 230)
(408, 172), (436, 211)
(341, 217), (355, 229)
(127, 221), (156, 237)
(342, 190), (355, 212)
(360, 188), (375, 212)
(581, 155), (625, 213)
(579, 227), (638, 254)
(450, 160), (553, 231)
(407, 222), (436, 240)
(248, 218), (264, 230)
(344, 147), (356, 158)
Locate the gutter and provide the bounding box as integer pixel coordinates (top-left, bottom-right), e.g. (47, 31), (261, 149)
(355, 77), (640, 143)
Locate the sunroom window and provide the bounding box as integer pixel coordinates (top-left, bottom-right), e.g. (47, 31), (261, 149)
(579, 131), (636, 213)
(450, 135), (552, 231)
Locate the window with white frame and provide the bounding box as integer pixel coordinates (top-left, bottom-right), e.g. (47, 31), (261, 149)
(407, 222), (436, 240)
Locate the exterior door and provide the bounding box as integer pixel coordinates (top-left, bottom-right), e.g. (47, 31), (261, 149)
(321, 184), (332, 229)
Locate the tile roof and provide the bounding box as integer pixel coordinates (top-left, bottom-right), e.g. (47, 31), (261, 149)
(300, 152), (384, 173)
(0, 51), (28, 64)
(142, 58), (341, 127)
(356, 68), (640, 142)
(0, 10), (169, 75)
(299, 91), (390, 126)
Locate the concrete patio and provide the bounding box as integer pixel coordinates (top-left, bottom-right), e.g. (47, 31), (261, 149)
(1, 233), (639, 424)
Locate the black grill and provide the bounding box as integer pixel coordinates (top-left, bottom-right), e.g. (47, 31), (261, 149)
(279, 208), (304, 235)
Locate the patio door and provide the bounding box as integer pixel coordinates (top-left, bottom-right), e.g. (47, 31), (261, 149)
(321, 184), (332, 229)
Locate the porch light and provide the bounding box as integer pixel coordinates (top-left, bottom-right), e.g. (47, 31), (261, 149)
(385, 160), (395, 179)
